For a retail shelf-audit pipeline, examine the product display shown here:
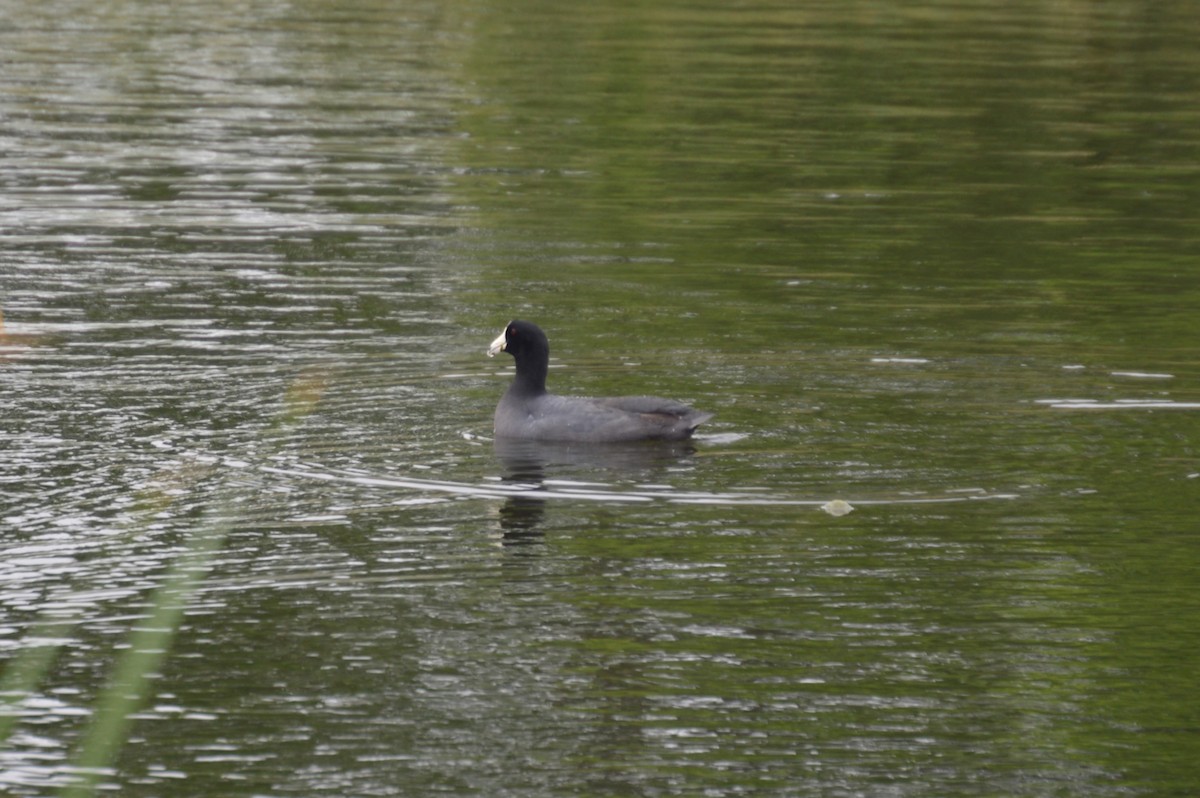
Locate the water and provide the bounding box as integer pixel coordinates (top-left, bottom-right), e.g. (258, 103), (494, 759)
(3, 0), (1200, 795)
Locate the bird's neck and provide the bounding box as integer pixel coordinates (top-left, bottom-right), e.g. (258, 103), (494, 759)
(513, 357), (547, 395)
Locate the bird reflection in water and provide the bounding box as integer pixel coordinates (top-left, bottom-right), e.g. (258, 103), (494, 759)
(492, 437), (700, 545)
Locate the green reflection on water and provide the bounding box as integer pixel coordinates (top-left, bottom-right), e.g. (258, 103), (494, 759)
(454, 0), (1200, 355)
(3, 0), (1199, 796)
(449, 1), (1200, 795)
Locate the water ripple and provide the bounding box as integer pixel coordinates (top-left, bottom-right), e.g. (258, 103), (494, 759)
(265, 462), (1019, 508)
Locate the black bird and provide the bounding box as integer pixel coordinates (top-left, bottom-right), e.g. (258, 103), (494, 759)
(488, 320), (712, 443)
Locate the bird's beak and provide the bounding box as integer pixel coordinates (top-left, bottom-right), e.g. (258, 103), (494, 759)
(487, 330), (507, 357)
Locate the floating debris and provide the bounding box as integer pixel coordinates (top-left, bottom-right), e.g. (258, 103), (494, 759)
(820, 499), (854, 517)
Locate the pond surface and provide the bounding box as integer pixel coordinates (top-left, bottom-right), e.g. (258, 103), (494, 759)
(3, 1), (1200, 795)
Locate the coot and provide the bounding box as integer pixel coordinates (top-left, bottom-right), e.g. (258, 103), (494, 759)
(488, 320), (713, 443)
